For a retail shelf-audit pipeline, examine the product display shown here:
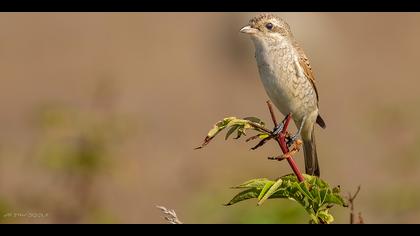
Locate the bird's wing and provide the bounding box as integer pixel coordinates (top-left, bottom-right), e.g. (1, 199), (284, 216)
(293, 41), (326, 128)
(293, 41), (319, 102)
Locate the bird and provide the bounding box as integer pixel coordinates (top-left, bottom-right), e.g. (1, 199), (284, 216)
(240, 14), (326, 177)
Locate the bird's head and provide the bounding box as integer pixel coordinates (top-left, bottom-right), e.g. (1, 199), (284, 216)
(240, 14), (293, 43)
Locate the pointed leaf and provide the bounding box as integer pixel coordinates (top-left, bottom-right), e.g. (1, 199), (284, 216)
(225, 189), (260, 206)
(225, 125), (239, 140)
(270, 188), (290, 199)
(196, 117), (237, 149)
(257, 182), (274, 201)
(258, 178), (283, 206)
(258, 133), (270, 139)
(295, 182), (314, 201)
(245, 134), (261, 142)
(319, 189), (329, 205)
(324, 193), (346, 206)
(243, 117), (260, 123)
(207, 117), (233, 137)
(243, 117), (265, 126)
(234, 127), (246, 139)
(232, 178), (273, 189)
(250, 136), (271, 150)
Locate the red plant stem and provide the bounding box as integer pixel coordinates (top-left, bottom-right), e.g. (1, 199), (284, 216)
(266, 101), (305, 182)
(277, 115), (305, 182)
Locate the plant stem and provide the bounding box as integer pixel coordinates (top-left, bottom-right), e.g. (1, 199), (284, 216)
(266, 101), (305, 182)
(348, 186), (361, 224)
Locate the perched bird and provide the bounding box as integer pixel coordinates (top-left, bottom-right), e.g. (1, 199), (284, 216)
(240, 14), (326, 176)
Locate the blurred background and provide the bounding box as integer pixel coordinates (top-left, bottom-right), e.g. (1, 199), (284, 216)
(0, 13), (419, 224)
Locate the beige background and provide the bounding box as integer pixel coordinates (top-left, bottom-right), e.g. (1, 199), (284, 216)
(0, 13), (419, 223)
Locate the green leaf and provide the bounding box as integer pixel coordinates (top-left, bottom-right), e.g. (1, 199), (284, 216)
(243, 117), (265, 126)
(279, 174), (299, 182)
(257, 182), (275, 201)
(225, 125), (239, 140)
(196, 116), (270, 149)
(319, 189), (329, 206)
(258, 178), (283, 206)
(258, 133), (270, 139)
(324, 193), (346, 206)
(208, 117), (237, 137)
(225, 189), (260, 206)
(232, 178), (273, 189)
(309, 213), (319, 224)
(250, 136), (271, 150)
(234, 126), (246, 139)
(270, 188), (290, 199)
(195, 117), (237, 149)
(226, 174), (346, 223)
(309, 185), (321, 207)
(295, 182), (314, 201)
(318, 210), (334, 224)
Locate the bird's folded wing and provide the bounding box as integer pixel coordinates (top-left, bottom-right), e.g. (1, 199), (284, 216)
(294, 41), (319, 102)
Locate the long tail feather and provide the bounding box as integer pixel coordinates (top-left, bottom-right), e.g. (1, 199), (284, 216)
(302, 127), (320, 177)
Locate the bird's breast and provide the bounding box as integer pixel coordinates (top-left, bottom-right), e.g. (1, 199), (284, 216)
(254, 46), (317, 121)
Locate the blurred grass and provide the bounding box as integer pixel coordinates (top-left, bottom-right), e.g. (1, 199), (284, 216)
(0, 199), (11, 223)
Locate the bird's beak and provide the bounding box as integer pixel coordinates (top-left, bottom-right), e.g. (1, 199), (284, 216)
(240, 25), (258, 34)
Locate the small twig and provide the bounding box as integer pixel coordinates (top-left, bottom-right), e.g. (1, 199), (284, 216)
(248, 122), (272, 134)
(268, 156), (285, 161)
(245, 134), (261, 142)
(267, 100), (279, 127)
(156, 205), (183, 224)
(347, 186), (362, 224)
(250, 136), (272, 150)
(358, 212), (364, 224)
(266, 101), (305, 182)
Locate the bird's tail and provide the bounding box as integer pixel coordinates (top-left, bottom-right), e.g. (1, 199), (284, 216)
(302, 127), (320, 177)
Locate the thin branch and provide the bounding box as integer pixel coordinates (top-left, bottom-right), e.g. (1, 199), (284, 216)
(347, 186), (362, 224)
(250, 136), (272, 150)
(248, 122), (272, 134)
(156, 205), (183, 224)
(266, 100), (279, 126)
(358, 212), (364, 224)
(266, 101), (304, 182)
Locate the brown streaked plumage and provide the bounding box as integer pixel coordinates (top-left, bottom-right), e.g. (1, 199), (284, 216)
(240, 14), (326, 176)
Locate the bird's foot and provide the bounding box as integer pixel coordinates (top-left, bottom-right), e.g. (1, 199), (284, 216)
(272, 122), (284, 136)
(268, 139), (302, 161)
(286, 132), (300, 147)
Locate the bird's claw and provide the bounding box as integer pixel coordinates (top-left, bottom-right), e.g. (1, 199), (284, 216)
(286, 133), (300, 147)
(272, 123), (284, 136)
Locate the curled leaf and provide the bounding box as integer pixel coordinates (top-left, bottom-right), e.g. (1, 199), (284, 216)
(243, 117), (265, 126)
(225, 125), (239, 140)
(318, 210), (334, 224)
(196, 116), (270, 149)
(195, 117), (236, 149)
(258, 178), (283, 206)
(257, 182), (275, 201)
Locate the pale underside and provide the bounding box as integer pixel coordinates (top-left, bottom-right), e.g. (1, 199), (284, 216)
(252, 36), (318, 139)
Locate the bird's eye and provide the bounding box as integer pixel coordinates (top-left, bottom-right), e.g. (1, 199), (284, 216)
(266, 23), (273, 30)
